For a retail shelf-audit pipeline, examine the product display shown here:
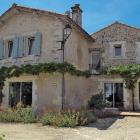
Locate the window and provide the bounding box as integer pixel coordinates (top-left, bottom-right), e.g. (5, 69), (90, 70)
(27, 37), (35, 55)
(89, 50), (101, 74)
(7, 40), (13, 57)
(137, 37), (140, 42)
(110, 41), (126, 59)
(114, 44), (122, 57)
(104, 83), (123, 108)
(9, 82), (32, 107)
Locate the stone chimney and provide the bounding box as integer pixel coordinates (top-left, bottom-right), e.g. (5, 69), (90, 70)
(71, 4), (83, 27)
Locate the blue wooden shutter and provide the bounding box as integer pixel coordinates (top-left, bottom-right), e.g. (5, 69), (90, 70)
(31, 32), (42, 56)
(18, 36), (24, 57)
(12, 37), (19, 58)
(0, 39), (4, 60)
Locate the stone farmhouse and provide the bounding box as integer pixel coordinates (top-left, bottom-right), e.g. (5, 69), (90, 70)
(0, 3), (139, 112)
(92, 22), (140, 111)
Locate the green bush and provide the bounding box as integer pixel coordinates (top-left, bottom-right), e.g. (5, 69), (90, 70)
(0, 104), (36, 123)
(39, 113), (55, 126)
(53, 110), (79, 127)
(15, 107), (36, 123)
(39, 110), (96, 127)
(88, 94), (111, 110)
(0, 105), (96, 127)
(0, 108), (16, 122)
(0, 134), (5, 140)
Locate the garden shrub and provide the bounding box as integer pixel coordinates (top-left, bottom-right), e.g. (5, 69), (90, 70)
(39, 113), (55, 126)
(0, 134), (5, 140)
(0, 104), (36, 123)
(88, 94), (111, 110)
(0, 108), (16, 122)
(53, 110), (79, 127)
(39, 110), (96, 127)
(0, 105), (96, 127)
(15, 104), (36, 123)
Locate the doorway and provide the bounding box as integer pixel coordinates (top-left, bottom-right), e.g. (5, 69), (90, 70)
(9, 82), (32, 107)
(104, 83), (123, 108)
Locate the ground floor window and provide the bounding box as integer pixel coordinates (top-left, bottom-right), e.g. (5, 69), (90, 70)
(104, 83), (123, 108)
(9, 82), (32, 107)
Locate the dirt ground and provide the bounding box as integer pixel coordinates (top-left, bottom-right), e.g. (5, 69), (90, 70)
(0, 116), (140, 140)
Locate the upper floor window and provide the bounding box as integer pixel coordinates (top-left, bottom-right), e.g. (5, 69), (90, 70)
(137, 37), (140, 42)
(0, 32), (41, 59)
(110, 41), (126, 59)
(7, 40), (13, 57)
(114, 44), (122, 57)
(89, 49), (101, 74)
(27, 37), (35, 55)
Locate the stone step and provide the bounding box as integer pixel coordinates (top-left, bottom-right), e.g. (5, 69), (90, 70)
(118, 112), (140, 117)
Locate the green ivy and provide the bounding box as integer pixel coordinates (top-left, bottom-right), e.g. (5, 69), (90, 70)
(107, 64), (140, 89)
(0, 62), (90, 88)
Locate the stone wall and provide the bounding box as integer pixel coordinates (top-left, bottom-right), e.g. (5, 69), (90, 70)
(2, 73), (100, 112)
(65, 30), (93, 70)
(0, 10), (92, 70)
(92, 22), (140, 67)
(0, 8), (93, 111)
(35, 73), (62, 112)
(3, 73), (62, 112)
(0, 11), (63, 65)
(64, 74), (100, 109)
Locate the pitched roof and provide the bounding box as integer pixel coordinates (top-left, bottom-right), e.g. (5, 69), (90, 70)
(92, 21), (140, 36)
(0, 3), (94, 42)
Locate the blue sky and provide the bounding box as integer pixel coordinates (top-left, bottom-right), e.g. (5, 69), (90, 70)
(0, 0), (140, 34)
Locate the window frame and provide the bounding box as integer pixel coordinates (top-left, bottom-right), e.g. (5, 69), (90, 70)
(89, 49), (101, 74)
(9, 82), (32, 107)
(27, 36), (35, 56)
(109, 41), (126, 59)
(114, 44), (122, 57)
(4, 39), (14, 58)
(103, 82), (124, 108)
(7, 40), (14, 58)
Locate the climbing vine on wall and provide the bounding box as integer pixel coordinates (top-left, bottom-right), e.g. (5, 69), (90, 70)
(107, 64), (140, 110)
(107, 65), (140, 89)
(0, 62), (90, 88)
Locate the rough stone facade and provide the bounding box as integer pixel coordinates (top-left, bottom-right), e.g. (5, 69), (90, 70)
(64, 74), (100, 109)
(2, 4), (140, 112)
(0, 4), (94, 112)
(92, 22), (140, 67)
(91, 22), (140, 111)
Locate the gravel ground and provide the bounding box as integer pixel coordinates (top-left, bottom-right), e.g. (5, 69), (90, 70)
(0, 116), (140, 140)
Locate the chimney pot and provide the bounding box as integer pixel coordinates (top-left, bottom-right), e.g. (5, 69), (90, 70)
(65, 11), (71, 18)
(71, 4), (83, 27)
(12, 3), (17, 8)
(75, 4), (80, 7)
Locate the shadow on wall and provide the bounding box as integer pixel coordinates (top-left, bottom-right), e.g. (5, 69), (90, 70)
(86, 116), (124, 130)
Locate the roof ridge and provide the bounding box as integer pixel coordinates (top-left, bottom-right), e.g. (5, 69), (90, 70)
(117, 22), (140, 30)
(13, 3), (66, 17)
(92, 21), (140, 36)
(0, 3), (95, 42)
